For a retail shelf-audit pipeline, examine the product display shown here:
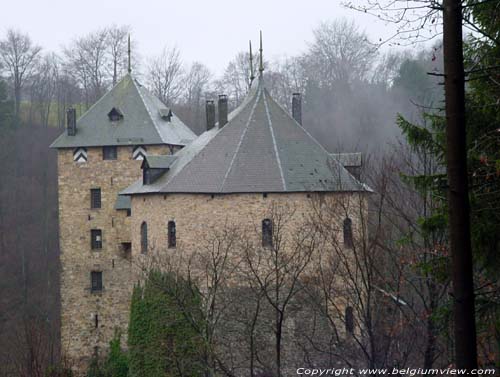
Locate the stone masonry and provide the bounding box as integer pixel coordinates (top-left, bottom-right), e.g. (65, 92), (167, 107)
(57, 144), (177, 372)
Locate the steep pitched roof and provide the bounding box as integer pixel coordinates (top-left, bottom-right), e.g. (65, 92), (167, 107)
(50, 74), (196, 148)
(122, 77), (370, 195)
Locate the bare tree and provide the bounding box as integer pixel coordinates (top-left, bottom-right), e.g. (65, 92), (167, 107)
(180, 62), (212, 133)
(146, 46), (183, 106)
(0, 29), (42, 120)
(64, 28), (110, 107)
(28, 53), (60, 127)
(239, 203), (318, 377)
(307, 19), (377, 89)
(107, 25), (131, 85)
(344, 0), (480, 368)
(215, 50), (259, 107)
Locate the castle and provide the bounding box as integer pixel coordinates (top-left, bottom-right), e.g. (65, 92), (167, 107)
(51, 41), (370, 373)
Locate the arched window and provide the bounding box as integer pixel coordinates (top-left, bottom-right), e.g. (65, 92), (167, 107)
(345, 306), (354, 334)
(343, 217), (353, 249)
(262, 219), (273, 248)
(140, 222), (148, 254)
(168, 221), (176, 248)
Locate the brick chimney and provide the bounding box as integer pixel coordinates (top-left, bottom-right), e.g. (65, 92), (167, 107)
(206, 100), (215, 131)
(292, 93), (302, 125)
(218, 95), (228, 128)
(67, 108), (77, 136)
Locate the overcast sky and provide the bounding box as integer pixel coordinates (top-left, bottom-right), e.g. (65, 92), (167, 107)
(1, 0), (409, 75)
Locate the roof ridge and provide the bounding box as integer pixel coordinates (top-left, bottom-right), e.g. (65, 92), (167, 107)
(263, 90), (286, 190)
(220, 88), (262, 192)
(131, 78), (164, 143)
(263, 88), (365, 189)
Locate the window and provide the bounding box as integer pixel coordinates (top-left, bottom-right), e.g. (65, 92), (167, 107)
(343, 218), (353, 249)
(94, 314), (99, 328)
(107, 107), (123, 122)
(91, 229), (102, 250)
(345, 306), (354, 334)
(91, 271), (102, 292)
(90, 188), (101, 209)
(262, 219), (273, 248)
(103, 146), (117, 160)
(168, 221), (176, 248)
(141, 222), (148, 254)
(126, 209), (131, 217)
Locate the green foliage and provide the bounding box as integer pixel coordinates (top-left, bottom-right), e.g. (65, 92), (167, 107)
(103, 330), (128, 377)
(398, 6), (500, 361)
(127, 271), (205, 377)
(44, 364), (74, 377)
(86, 356), (104, 377)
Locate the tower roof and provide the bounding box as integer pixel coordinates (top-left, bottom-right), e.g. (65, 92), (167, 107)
(50, 74), (196, 149)
(122, 76), (370, 195)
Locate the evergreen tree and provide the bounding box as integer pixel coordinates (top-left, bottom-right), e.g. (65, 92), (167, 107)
(396, 2), (500, 363)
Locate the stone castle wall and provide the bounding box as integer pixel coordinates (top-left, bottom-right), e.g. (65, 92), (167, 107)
(129, 191), (369, 374)
(130, 192), (366, 259)
(57, 144), (173, 372)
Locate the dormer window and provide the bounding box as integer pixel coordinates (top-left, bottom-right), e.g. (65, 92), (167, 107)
(159, 108), (172, 122)
(108, 107), (123, 122)
(141, 155), (177, 185)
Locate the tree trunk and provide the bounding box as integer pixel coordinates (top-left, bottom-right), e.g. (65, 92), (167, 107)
(442, 0), (477, 369)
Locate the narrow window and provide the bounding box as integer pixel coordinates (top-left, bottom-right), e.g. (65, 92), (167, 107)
(343, 218), (353, 249)
(345, 306), (354, 334)
(168, 221), (176, 248)
(91, 271), (103, 292)
(94, 314), (99, 328)
(90, 188), (101, 209)
(262, 219), (273, 248)
(103, 146), (117, 160)
(91, 229), (102, 250)
(126, 208), (131, 217)
(141, 222), (148, 254)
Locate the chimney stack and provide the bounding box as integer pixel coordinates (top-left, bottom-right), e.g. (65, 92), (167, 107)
(67, 108), (77, 136)
(206, 100), (215, 131)
(218, 95), (228, 128)
(292, 93), (302, 125)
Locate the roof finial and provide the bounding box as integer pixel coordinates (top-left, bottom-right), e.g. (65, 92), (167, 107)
(249, 40), (255, 84)
(259, 30), (264, 75)
(127, 34), (131, 74)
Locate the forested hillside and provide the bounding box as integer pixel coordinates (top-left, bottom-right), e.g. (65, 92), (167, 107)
(0, 2), (498, 374)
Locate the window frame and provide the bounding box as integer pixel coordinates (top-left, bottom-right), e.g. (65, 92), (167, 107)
(168, 221), (176, 248)
(343, 217), (353, 249)
(141, 222), (148, 254)
(91, 271), (103, 292)
(345, 306), (354, 334)
(91, 229), (102, 250)
(90, 188), (101, 209)
(262, 218), (273, 248)
(103, 146), (118, 160)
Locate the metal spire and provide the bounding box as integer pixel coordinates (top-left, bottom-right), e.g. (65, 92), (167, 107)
(259, 30), (264, 75)
(249, 40), (255, 83)
(127, 34), (131, 74)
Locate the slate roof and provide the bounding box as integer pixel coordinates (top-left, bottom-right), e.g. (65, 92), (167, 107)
(50, 74), (196, 148)
(115, 195), (131, 210)
(142, 155), (178, 169)
(122, 76), (370, 195)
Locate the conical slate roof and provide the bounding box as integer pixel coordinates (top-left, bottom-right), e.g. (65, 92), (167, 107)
(50, 74), (196, 148)
(122, 77), (368, 194)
